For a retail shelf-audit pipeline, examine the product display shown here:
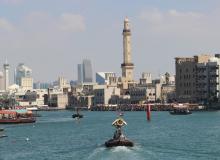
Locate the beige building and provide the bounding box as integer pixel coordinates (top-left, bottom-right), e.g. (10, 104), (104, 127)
(93, 85), (120, 105)
(21, 77), (33, 90)
(175, 54), (212, 103)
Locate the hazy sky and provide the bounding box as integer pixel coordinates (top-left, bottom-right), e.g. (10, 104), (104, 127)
(1, 0), (220, 82)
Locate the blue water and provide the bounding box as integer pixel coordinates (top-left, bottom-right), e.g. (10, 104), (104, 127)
(1, 111), (220, 160)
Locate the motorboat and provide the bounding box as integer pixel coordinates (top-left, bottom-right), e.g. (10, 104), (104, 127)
(72, 108), (83, 119)
(105, 114), (134, 147)
(72, 113), (83, 119)
(170, 104), (192, 115)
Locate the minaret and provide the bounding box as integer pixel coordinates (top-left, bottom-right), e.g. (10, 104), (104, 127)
(121, 17), (134, 82)
(3, 60), (10, 91)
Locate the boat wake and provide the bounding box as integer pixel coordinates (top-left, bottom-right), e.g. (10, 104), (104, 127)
(88, 145), (143, 160)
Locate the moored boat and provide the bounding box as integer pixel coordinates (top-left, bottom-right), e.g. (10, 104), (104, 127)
(0, 110), (36, 124)
(170, 104), (192, 115)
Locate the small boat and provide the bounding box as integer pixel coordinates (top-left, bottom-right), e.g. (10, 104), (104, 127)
(0, 135), (7, 138)
(72, 108), (83, 119)
(27, 107), (41, 117)
(0, 128), (4, 132)
(105, 114), (134, 147)
(72, 113), (83, 118)
(0, 110), (36, 124)
(170, 104), (192, 115)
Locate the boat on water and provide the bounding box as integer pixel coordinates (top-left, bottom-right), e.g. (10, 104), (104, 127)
(170, 104), (192, 115)
(72, 108), (83, 119)
(0, 110), (36, 124)
(27, 107), (41, 117)
(0, 128), (4, 132)
(105, 114), (134, 147)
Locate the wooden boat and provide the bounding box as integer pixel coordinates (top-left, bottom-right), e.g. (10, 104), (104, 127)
(105, 115), (134, 147)
(0, 110), (36, 124)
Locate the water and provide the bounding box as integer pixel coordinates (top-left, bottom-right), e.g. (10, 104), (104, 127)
(1, 111), (220, 160)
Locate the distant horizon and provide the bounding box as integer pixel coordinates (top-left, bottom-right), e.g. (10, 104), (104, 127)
(1, 0), (220, 82)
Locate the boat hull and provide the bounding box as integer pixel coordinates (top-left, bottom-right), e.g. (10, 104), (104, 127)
(72, 114), (83, 118)
(0, 118), (36, 124)
(170, 111), (192, 115)
(105, 139), (134, 147)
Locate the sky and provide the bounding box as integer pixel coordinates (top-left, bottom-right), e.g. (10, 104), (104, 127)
(1, 0), (220, 83)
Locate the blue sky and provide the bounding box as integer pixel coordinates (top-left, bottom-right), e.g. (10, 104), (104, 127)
(0, 0), (220, 82)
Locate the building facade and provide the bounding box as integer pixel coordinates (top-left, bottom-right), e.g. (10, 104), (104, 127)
(175, 54), (220, 103)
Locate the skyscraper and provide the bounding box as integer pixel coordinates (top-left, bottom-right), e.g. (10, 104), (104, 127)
(0, 71), (4, 91)
(77, 64), (83, 84)
(3, 60), (10, 91)
(77, 59), (93, 84)
(15, 63), (33, 90)
(82, 59), (93, 83)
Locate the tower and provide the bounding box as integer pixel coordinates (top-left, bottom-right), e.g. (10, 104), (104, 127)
(121, 17), (134, 81)
(3, 60), (10, 91)
(82, 59), (93, 83)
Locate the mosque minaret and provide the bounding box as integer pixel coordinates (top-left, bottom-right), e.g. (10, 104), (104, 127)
(121, 17), (134, 88)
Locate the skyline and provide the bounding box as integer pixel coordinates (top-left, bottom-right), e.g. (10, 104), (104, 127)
(1, 1), (220, 82)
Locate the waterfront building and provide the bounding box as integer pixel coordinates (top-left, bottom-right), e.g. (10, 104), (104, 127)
(46, 87), (68, 109)
(175, 54), (215, 103)
(3, 61), (10, 91)
(96, 72), (117, 85)
(93, 85), (120, 105)
(195, 55), (220, 103)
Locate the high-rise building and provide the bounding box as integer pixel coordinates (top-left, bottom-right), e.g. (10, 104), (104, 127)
(3, 61), (10, 91)
(82, 59), (93, 83)
(96, 72), (116, 85)
(77, 64), (83, 84)
(0, 71), (4, 91)
(15, 63), (33, 90)
(77, 60), (93, 84)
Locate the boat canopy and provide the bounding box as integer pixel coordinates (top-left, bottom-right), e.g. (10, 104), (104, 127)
(112, 118), (127, 127)
(11, 109), (32, 115)
(27, 107), (38, 111)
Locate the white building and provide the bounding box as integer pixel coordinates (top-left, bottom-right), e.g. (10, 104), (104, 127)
(93, 85), (120, 105)
(96, 72), (117, 85)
